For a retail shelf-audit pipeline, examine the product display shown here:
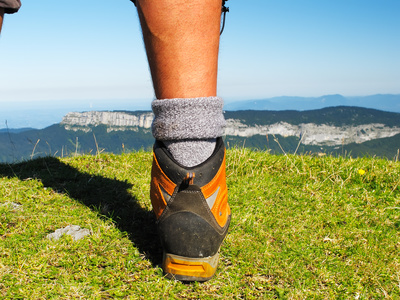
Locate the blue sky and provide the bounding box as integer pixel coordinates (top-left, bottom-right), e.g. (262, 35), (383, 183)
(0, 0), (399, 109)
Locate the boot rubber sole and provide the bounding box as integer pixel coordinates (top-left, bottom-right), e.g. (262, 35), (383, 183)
(163, 251), (220, 282)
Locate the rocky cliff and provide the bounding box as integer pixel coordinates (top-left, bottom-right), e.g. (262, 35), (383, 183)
(61, 111), (400, 146)
(61, 111), (153, 133)
(224, 120), (400, 146)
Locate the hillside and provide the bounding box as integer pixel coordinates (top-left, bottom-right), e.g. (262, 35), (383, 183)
(1, 150), (399, 298)
(0, 124), (154, 163)
(1, 106), (400, 162)
(224, 106), (400, 127)
(225, 133), (400, 160)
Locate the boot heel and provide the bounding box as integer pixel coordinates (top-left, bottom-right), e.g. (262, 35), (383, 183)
(163, 252), (220, 281)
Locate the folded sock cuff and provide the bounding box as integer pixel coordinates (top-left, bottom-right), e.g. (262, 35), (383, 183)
(151, 97), (226, 140)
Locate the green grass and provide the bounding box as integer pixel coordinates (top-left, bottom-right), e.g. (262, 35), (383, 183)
(0, 149), (399, 299)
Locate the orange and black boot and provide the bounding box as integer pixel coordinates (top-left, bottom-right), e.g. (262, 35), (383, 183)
(150, 137), (231, 281)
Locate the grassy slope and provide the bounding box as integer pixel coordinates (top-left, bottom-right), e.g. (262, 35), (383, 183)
(0, 149), (399, 299)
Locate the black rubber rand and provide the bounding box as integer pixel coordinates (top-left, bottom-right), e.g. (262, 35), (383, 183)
(153, 137), (230, 258)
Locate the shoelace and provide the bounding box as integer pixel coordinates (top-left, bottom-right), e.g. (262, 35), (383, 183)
(183, 172), (196, 185)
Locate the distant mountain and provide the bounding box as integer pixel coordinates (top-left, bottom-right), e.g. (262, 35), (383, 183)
(0, 128), (36, 133)
(224, 106), (400, 127)
(1, 106), (400, 163)
(224, 94), (400, 112)
(2, 94), (399, 130)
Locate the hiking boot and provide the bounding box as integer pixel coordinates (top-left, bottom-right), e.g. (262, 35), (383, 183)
(150, 137), (231, 281)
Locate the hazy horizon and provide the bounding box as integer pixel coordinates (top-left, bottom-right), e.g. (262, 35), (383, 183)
(1, 93), (399, 130)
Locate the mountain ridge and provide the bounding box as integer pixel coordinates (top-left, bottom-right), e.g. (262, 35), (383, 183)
(224, 94), (400, 112)
(1, 106), (400, 162)
(60, 106), (400, 146)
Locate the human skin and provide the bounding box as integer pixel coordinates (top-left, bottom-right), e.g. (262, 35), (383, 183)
(136, 0), (221, 99)
(0, 8), (4, 33)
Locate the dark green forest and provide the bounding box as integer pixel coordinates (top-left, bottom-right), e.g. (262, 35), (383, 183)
(224, 106), (400, 127)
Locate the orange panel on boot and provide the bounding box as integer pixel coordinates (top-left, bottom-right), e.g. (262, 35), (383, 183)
(201, 153), (230, 227)
(150, 153), (176, 219)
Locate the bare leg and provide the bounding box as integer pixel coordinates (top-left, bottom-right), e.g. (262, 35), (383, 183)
(136, 0), (221, 99)
(0, 8), (4, 33)
(139, 1), (230, 282)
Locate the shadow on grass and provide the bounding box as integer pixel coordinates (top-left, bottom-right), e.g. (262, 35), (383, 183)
(0, 156), (162, 266)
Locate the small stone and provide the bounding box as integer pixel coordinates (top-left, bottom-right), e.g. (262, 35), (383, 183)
(46, 225), (91, 241)
(323, 236), (335, 243)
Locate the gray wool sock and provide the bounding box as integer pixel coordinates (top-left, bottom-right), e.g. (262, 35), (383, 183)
(152, 97), (225, 167)
(163, 139), (217, 167)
